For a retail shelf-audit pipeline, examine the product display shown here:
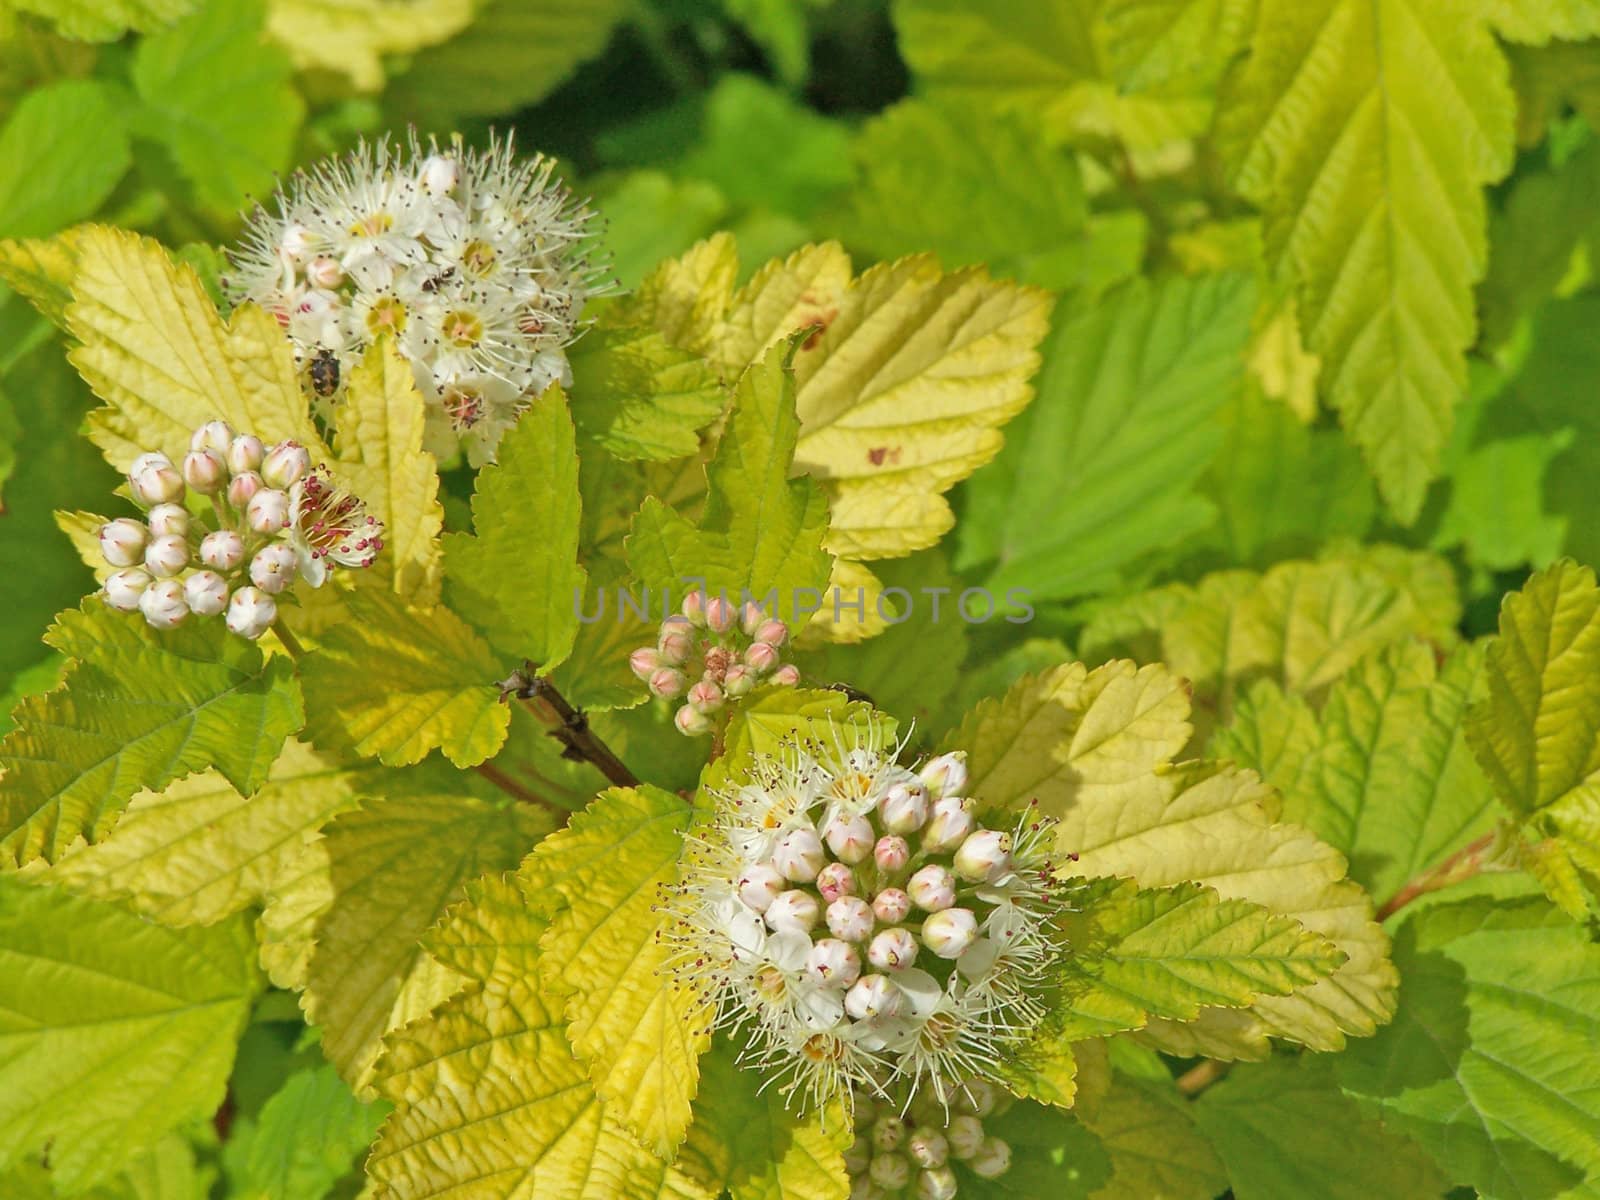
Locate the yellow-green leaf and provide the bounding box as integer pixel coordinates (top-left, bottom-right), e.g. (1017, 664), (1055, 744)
(264, 0), (472, 91)
(1080, 1079), (1227, 1200)
(0, 228), (85, 331)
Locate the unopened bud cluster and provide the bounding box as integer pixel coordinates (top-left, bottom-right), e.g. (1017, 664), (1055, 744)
(630, 591), (800, 736)
(846, 1081), (1013, 1199)
(99, 421), (383, 638)
(666, 721), (1062, 1113)
(224, 133), (604, 467)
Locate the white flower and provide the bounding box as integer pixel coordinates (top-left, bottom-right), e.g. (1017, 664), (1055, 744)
(286, 467), (383, 585)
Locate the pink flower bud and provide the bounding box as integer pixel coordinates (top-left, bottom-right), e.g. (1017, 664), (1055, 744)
(420, 154), (458, 194)
(969, 1138), (1012, 1180)
(917, 1166), (959, 1199)
(261, 441), (311, 489)
(190, 421), (235, 454)
(908, 865), (957, 912)
(139, 578), (189, 628)
(687, 678), (725, 714)
(739, 602), (766, 637)
(146, 503), (189, 539)
(249, 543), (299, 594)
(144, 534), (190, 578)
(872, 1115), (909, 1153)
(954, 829), (1013, 883)
(917, 752), (968, 799)
(199, 530), (245, 571)
(826, 896), (873, 942)
(704, 595), (736, 634)
(736, 862), (784, 912)
(872, 888), (911, 924)
(868, 927), (918, 971)
(681, 589), (707, 627)
(184, 570), (230, 616)
(764, 889), (820, 933)
(648, 667), (686, 698)
(227, 470), (263, 509)
(629, 647), (661, 680)
(816, 862), (856, 903)
(908, 1128), (949, 1170)
(946, 1115), (985, 1161)
(879, 781), (929, 834)
(306, 255), (344, 289)
(225, 585), (276, 639)
(245, 488), (290, 534)
(874, 835), (910, 873)
(825, 813), (874, 864)
(869, 1153), (910, 1191)
(227, 435), (264, 475)
(675, 705), (713, 736)
(130, 463), (185, 507)
(770, 663), (801, 686)
(804, 938), (861, 989)
(923, 796), (976, 852)
(773, 827), (826, 882)
(922, 908), (977, 959)
(744, 641), (780, 673)
(723, 664), (756, 697)
(104, 567), (151, 611)
(755, 618), (789, 647)
(657, 623), (694, 665)
(183, 449), (227, 494)
(99, 518), (148, 567)
(845, 973), (902, 1021)
(129, 451), (172, 476)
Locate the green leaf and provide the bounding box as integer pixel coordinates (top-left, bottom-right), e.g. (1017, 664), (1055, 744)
(299, 588), (510, 769)
(263, 0), (471, 92)
(958, 273), (1255, 601)
(259, 786), (547, 1091)
(1099, 0), (1255, 94)
(222, 1064), (388, 1200)
(1214, 641), (1499, 906)
(0, 228), (85, 331)
(0, 603), (303, 868)
(567, 325), (726, 463)
(1431, 429), (1574, 571)
(7, 0), (193, 41)
(1192, 1056), (1450, 1200)
(0, 878), (260, 1190)
(1478, 0), (1600, 43)
(131, 0), (305, 217)
(444, 386), (586, 671)
(0, 80), (130, 239)
(975, 1097), (1113, 1198)
(1337, 894), (1600, 1198)
(595, 173), (731, 292)
(1079, 1079), (1227, 1200)
(0, 1134), (211, 1200)
(1215, 0), (1516, 519)
(522, 785), (707, 1157)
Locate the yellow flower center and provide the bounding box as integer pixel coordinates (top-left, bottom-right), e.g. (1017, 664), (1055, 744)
(350, 211), (394, 237)
(365, 295), (407, 336)
(462, 239), (497, 278)
(443, 310), (484, 348)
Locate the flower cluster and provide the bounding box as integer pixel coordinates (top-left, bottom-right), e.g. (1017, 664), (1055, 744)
(224, 133), (604, 466)
(846, 1081), (1014, 1199)
(664, 721), (1063, 1114)
(630, 591), (801, 736)
(99, 421), (382, 638)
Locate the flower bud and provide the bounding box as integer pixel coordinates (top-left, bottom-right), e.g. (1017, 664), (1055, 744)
(744, 641), (780, 674)
(908, 1128), (949, 1170)
(225, 585), (277, 639)
(183, 449), (227, 494)
(648, 668), (686, 699)
(629, 647), (661, 680)
(907, 865), (957, 912)
(868, 1153), (910, 1191)
(954, 829), (1013, 883)
(825, 813), (874, 864)
(245, 488), (290, 534)
(739, 602), (767, 636)
(946, 1115), (985, 1160)
(868, 927), (918, 971)
(923, 796), (976, 852)
(104, 567), (152, 611)
(804, 938), (861, 989)
(826, 896), (873, 942)
(850, 1176), (886, 1200)
(969, 1138), (1012, 1179)
(681, 589), (707, 627)
(144, 534), (190, 578)
(190, 421), (234, 454)
(723, 664), (756, 697)
(845, 1136), (871, 1175)
(420, 154), (458, 194)
(816, 862), (856, 903)
(879, 781), (929, 834)
(184, 570), (230, 616)
(917, 752), (968, 799)
(773, 827), (825, 882)
(261, 441), (312, 489)
(687, 679), (724, 715)
(770, 663), (801, 687)
(916, 1166), (958, 1200)
(872, 888), (911, 924)
(755, 619), (789, 648)
(146, 503), (190, 539)
(130, 451), (172, 476)
(957, 1080), (1001, 1117)
(99, 518), (148, 567)
(227, 435), (264, 474)
(657, 620), (694, 665)
(704, 595), (736, 634)
(249, 543), (299, 594)
(765, 889), (820, 933)
(306, 255), (344, 289)
(199, 530), (245, 571)
(874, 835), (910, 873)
(845, 973), (902, 1020)
(871, 1116), (908, 1153)
(736, 863), (785, 912)
(227, 470), (263, 509)
(130, 462), (185, 507)
(922, 908), (978, 959)
(139, 578), (189, 628)
(675, 705), (713, 736)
